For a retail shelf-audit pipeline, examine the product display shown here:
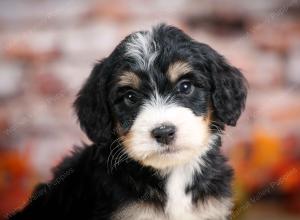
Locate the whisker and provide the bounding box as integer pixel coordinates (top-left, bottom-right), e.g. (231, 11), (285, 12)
(107, 137), (126, 173)
(210, 124), (223, 135)
(113, 150), (129, 170)
(112, 146), (126, 168)
(108, 146), (123, 173)
(108, 138), (131, 173)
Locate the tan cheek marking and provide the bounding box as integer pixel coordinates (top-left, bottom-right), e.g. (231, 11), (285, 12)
(118, 71), (140, 89)
(122, 132), (132, 145)
(198, 112), (211, 146)
(122, 132), (149, 166)
(121, 132), (135, 155)
(167, 61), (193, 82)
(205, 108), (212, 126)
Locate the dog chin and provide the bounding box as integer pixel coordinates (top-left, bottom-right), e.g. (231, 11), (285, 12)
(124, 131), (214, 170)
(141, 147), (199, 169)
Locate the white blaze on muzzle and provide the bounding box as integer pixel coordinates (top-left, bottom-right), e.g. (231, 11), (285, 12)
(123, 93), (211, 169)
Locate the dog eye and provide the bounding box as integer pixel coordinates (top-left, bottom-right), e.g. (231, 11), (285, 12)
(123, 91), (138, 106)
(176, 80), (194, 95)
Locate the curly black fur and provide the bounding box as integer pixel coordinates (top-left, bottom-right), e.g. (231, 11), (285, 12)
(9, 24), (247, 220)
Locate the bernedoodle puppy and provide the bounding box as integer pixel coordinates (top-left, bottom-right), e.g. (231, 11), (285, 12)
(10, 24), (247, 220)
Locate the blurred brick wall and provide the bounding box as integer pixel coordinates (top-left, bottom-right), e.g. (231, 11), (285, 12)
(0, 0), (300, 216)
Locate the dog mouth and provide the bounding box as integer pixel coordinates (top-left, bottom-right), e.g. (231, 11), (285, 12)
(157, 146), (187, 155)
(161, 147), (180, 154)
(141, 146), (184, 160)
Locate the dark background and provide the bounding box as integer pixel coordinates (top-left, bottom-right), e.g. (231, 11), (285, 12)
(0, 0), (300, 219)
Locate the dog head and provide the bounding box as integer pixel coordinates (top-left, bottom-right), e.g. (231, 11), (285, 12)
(74, 24), (247, 169)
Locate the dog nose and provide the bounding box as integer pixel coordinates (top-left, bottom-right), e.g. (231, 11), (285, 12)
(151, 124), (176, 145)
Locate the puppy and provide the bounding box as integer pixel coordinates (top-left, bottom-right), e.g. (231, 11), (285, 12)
(9, 24), (247, 220)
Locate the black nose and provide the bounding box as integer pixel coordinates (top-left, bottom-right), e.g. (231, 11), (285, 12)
(151, 124), (176, 145)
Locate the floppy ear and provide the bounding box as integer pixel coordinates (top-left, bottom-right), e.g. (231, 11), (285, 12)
(74, 59), (112, 143)
(211, 56), (248, 126)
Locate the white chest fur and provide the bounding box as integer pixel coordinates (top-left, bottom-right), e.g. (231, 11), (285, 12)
(112, 162), (232, 220)
(165, 162), (198, 220)
(164, 162), (232, 220)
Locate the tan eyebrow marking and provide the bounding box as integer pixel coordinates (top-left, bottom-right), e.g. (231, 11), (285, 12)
(118, 71), (140, 89)
(167, 61), (193, 82)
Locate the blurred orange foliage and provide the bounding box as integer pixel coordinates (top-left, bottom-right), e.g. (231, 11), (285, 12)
(0, 149), (34, 219)
(230, 127), (300, 212)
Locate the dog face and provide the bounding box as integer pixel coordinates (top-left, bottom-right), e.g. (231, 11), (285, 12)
(74, 24), (247, 169)
(112, 60), (212, 169)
